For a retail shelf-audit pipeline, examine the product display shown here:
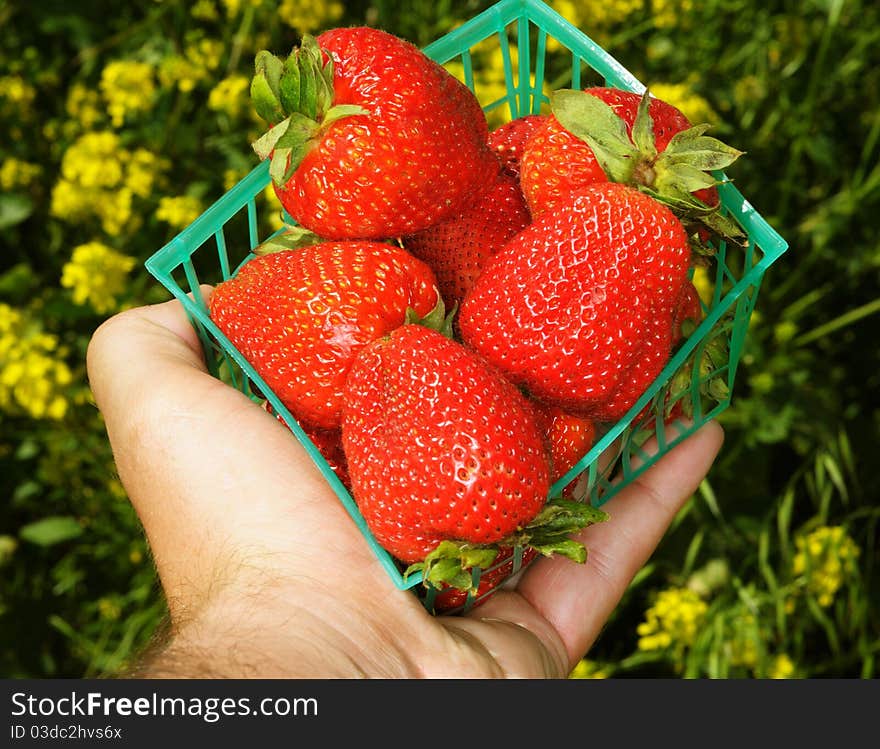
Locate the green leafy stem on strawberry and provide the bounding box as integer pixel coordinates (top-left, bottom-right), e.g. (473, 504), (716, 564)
(405, 497), (609, 593)
(250, 34), (369, 186)
(551, 88), (746, 245)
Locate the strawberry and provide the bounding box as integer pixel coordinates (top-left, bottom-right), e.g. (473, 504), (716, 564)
(302, 424), (351, 491)
(249, 28), (498, 240)
(458, 182), (691, 422)
(431, 547), (539, 614)
(487, 114), (548, 180)
(402, 165), (530, 309)
(341, 323), (607, 590)
(519, 86), (744, 243)
(209, 232), (440, 430)
(266, 400), (352, 491)
(341, 324), (550, 563)
(538, 404), (597, 491)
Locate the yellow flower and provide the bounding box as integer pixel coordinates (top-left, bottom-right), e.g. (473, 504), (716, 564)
(0, 75), (37, 118)
(61, 242), (136, 314)
(0, 535), (17, 566)
(100, 60), (157, 127)
(125, 148), (166, 199)
(0, 159), (42, 191)
(569, 659), (609, 679)
(726, 613), (760, 669)
(156, 195), (204, 230)
(208, 75), (250, 118)
(159, 56), (201, 93)
(191, 0), (219, 21)
(651, 0), (694, 29)
(97, 597), (122, 621)
(278, 0), (343, 33)
(220, 0), (265, 18)
(185, 37), (224, 73)
(0, 304), (72, 420)
(767, 654), (796, 679)
(649, 82), (718, 126)
(637, 587), (708, 653)
(51, 132), (162, 236)
(792, 526), (860, 607)
(549, 0), (643, 29)
(66, 83), (105, 130)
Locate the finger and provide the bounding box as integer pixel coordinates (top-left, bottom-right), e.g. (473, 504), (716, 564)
(513, 419), (724, 667)
(86, 294), (384, 614)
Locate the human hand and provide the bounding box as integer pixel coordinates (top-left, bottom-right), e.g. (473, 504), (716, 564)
(86, 290), (724, 679)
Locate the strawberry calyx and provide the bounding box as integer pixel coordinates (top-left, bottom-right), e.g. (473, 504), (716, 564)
(404, 295), (457, 339)
(252, 225), (324, 255)
(405, 498), (609, 593)
(250, 34), (369, 186)
(550, 88), (746, 245)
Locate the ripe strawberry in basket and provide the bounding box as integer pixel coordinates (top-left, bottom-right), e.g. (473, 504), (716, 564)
(487, 114), (548, 181)
(459, 182), (692, 423)
(249, 28), (498, 240)
(341, 321), (607, 595)
(209, 230), (440, 430)
(402, 165), (530, 309)
(431, 547), (539, 614)
(520, 86), (744, 243)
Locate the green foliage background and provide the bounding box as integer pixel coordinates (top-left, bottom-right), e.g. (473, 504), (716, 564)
(1, 0), (877, 678)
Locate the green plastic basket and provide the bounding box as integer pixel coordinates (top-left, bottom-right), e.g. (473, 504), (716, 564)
(145, 0), (788, 612)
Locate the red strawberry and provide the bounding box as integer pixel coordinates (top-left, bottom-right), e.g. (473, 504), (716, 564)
(341, 323), (607, 594)
(250, 28), (498, 239)
(487, 114), (548, 180)
(402, 166), (530, 309)
(266, 400), (353, 491)
(520, 86), (743, 243)
(538, 404), (597, 490)
(431, 547), (539, 613)
(458, 182), (691, 422)
(341, 324), (551, 564)
(209, 235), (440, 430)
(302, 424), (351, 491)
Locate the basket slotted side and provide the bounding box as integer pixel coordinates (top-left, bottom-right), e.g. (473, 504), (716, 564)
(145, 0), (788, 614)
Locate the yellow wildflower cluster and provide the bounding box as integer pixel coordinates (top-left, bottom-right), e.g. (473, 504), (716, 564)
(726, 613), (760, 669)
(208, 75), (251, 119)
(0, 75), (37, 117)
(652, 0), (695, 30)
(569, 659), (610, 679)
(767, 653), (796, 679)
(66, 83), (105, 131)
(549, 0), (643, 31)
(60, 242), (136, 315)
(156, 195), (204, 230)
(50, 132), (166, 236)
(637, 587), (708, 651)
(649, 82), (718, 125)
(100, 61), (157, 127)
(0, 304), (72, 420)
(220, 0), (265, 17)
(0, 159), (42, 192)
(160, 37), (224, 93)
(278, 0), (343, 33)
(792, 525), (860, 607)
(191, 0), (219, 21)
